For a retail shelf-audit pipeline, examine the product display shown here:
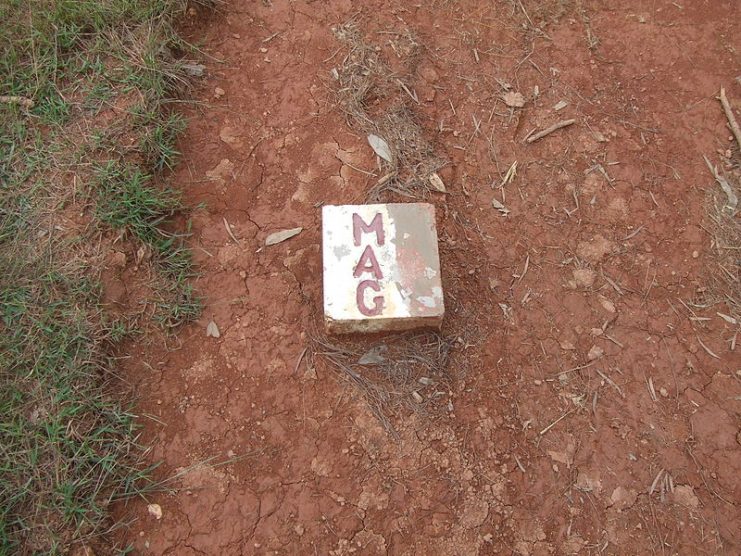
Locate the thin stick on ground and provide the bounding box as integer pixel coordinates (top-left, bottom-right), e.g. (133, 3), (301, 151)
(595, 368), (625, 398)
(526, 119), (576, 144)
(719, 87), (741, 151)
(539, 409), (575, 436)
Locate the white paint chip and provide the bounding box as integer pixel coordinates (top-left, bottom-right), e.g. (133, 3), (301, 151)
(322, 203), (444, 333)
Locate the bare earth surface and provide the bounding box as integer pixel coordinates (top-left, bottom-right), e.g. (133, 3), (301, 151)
(114, 1), (740, 554)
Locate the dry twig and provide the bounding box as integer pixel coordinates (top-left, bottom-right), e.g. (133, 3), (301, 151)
(526, 119), (576, 144)
(719, 87), (741, 151)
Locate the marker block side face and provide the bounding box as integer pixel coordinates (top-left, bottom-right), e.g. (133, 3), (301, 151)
(322, 203), (444, 333)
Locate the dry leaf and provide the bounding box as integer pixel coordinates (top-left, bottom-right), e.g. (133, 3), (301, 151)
(265, 227), (302, 246)
(502, 91), (526, 108)
(717, 312), (737, 325)
(367, 134), (393, 162)
(147, 503), (163, 520)
(428, 172), (446, 192)
(492, 198), (510, 215)
(206, 320), (220, 338)
(358, 346), (387, 365)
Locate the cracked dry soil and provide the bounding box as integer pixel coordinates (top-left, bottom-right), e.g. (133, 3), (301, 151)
(113, 1), (740, 554)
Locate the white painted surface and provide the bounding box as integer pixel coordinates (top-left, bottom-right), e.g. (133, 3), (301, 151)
(322, 203), (444, 332)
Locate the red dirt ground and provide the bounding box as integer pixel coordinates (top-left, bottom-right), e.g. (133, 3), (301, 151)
(114, 1), (740, 554)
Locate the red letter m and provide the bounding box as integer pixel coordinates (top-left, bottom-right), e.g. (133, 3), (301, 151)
(353, 213), (385, 247)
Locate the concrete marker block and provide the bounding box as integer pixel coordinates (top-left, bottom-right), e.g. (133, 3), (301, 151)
(322, 203), (444, 333)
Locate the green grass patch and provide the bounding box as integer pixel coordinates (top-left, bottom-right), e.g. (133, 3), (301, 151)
(0, 0), (204, 552)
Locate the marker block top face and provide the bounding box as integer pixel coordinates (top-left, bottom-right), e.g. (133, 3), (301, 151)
(322, 203), (444, 333)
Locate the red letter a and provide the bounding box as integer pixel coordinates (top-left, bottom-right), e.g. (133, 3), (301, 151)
(353, 245), (383, 280)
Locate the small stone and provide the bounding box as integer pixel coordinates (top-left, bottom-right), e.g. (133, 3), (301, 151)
(560, 339), (576, 351)
(534, 379), (543, 386)
(483, 533), (494, 543)
(609, 486), (637, 511)
(659, 387), (668, 397)
(591, 327), (603, 336)
(294, 524), (305, 536)
(588, 345), (604, 361)
(411, 391), (424, 403)
(692, 250), (699, 258)
(672, 485), (699, 508)
(214, 87), (225, 98)
(598, 295), (616, 314)
(147, 503), (163, 520)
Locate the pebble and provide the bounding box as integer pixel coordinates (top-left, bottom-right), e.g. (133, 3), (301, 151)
(588, 345), (605, 361)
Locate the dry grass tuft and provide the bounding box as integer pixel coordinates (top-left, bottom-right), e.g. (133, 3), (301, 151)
(311, 332), (454, 437)
(332, 21), (445, 199)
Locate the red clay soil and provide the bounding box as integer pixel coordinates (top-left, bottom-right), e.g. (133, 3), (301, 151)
(114, 1), (740, 554)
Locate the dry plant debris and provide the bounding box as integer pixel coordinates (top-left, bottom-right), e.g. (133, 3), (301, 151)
(332, 21), (446, 199)
(701, 85), (741, 324)
(311, 332), (454, 436)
